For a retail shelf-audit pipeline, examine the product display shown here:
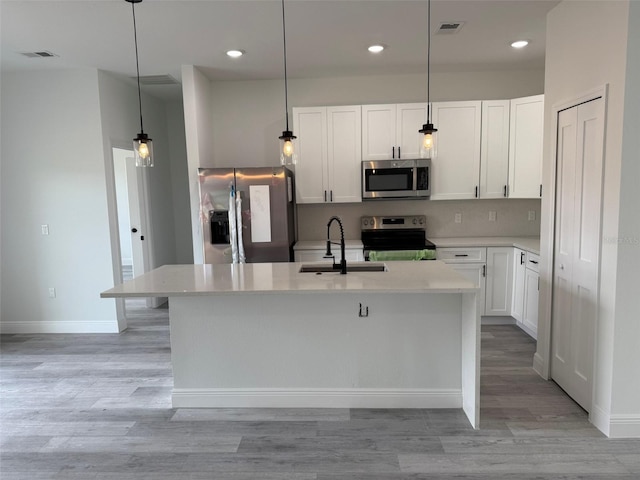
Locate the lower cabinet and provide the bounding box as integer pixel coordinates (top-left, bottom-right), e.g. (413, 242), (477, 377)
(439, 245), (539, 338)
(437, 247), (487, 315)
(511, 249), (539, 339)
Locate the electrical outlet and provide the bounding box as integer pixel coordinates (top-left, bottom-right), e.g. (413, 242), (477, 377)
(489, 211), (497, 222)
(41, 224), (49, 235)
(528, 210), (536, 221)
(454, 213), (462, 224)
(48, 287), (56, 298)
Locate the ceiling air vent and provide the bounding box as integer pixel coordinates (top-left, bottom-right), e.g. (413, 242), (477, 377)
(20, 51), (58, 58)
(437, 22), (465, 34)
(133, 75), (179, 86)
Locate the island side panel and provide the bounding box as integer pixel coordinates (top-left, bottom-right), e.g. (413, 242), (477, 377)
(168, 292), (466, 409)
(461, 291), (480, 429)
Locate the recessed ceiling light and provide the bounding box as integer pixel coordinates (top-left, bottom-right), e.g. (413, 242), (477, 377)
(511, 40), (529, 49)
(226, 50), (245, 58)
(368, 44), (385, 54)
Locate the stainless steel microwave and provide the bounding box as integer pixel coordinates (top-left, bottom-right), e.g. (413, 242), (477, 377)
(362, 159), (431, 199)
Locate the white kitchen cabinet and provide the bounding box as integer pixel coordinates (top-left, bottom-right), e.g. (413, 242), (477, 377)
(437, 247), (487, 315)
(508, 94), (544, 199)
(480, 100), (511, 199)
(362, 103), (426, 161)
(511, 248), (526, 322)
(293, 105), (361, 204)
(484, 247), (514, 316)
(430, 101), (482, 200)
(522, 267), (539, 339)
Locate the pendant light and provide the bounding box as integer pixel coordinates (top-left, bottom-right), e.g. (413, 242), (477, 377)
(419, 0), (437, 156)
(278, 0), (297, 165)
(126, 0), (154, 167)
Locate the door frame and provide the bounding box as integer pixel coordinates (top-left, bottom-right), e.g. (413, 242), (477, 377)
(536, 84), (608, 405)
(106, 140), (158, 331)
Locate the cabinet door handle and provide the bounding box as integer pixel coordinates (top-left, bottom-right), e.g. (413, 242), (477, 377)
(398, 146), (401, 159)
(454, 254), (469, 257)
(520, 252), (525, 265)
(482, 264), (486, 277)
(392, 146), (395, 159)
(324, 190), (327, 202)
(530, 260), (538, 265)
(540, 184), (543, 197)
(330, 190), (333, 202)
(475, 186), (479, 198)
(504, 185), (508, 197)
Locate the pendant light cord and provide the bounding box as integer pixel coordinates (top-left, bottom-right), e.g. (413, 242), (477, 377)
(131, 1), (144, 134)
(281, 0), (290, 131)
(426, 0), (431, 123)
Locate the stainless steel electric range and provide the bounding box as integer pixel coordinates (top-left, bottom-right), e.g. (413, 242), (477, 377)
(360, 215), (436, 260)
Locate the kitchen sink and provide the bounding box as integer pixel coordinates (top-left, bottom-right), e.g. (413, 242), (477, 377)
(299, 262), (387, 273)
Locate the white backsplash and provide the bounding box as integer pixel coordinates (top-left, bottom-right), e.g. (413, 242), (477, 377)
(297, 199), (541, 241)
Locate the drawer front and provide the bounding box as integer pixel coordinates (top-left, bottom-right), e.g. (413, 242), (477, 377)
(526, 252), (540, 273)
(437, 247), (487, 263)
(295, 249), (364, 263)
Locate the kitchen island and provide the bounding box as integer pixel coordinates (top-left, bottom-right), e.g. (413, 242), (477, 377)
(101, 260), (480, 427)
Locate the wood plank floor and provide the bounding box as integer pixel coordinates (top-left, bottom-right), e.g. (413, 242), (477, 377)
(1, 300), (639, 479)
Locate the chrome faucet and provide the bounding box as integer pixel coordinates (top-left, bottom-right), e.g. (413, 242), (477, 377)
(325, 216), (347, 274)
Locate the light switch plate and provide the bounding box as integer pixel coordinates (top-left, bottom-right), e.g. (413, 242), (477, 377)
(454, 213), (462, 224)
(41, 224), (49, 235)
(489, 211), (497, 222)
(528, 210), (536, 221)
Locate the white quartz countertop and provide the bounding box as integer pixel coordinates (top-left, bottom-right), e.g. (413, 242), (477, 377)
(101, 261), (477, 298)
(293, 240), (363, 250)
(431, 236), (540, 255)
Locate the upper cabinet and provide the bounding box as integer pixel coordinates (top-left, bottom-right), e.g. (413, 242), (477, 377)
(293, 105), (362, 204)
(480, 100), (511, 199)
(508, 94), (544, 199)
(362, 103), (426, 161)
(429, 101), (482, 200)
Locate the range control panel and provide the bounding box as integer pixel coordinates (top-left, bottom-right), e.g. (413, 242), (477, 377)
(361, 215), (426, 231)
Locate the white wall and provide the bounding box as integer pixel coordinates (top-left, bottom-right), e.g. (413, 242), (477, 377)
(182, 65), (215, 264)
(166, 100), (193, 264)
(0, 69), (118, 332)
(540, 0), (640, 437)
(610, 0), (640, 434)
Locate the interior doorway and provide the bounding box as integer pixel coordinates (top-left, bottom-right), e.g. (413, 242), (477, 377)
(112, 146), (158, 315)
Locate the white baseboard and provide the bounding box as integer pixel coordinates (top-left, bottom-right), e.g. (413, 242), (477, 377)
(609, 414), (640, 438)
(172, 388), (463, 409)
(590, 403), (611, 437)
(532, 352), (547, 379)
(0, 321), (120, 334)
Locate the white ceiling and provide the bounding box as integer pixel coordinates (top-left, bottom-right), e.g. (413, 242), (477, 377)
(0, 0), (559, 100)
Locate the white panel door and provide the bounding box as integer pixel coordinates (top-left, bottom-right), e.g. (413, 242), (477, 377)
(430, 101), (482, 200)
(508, 94), (544, 198)
(552, 98), (605, 412)
(362, 104), (397, 161)
(293, 107), (327, 204)
(485, 247), (514, 316)
(396, 103), (427, 159)
(327, 106), (362, 203)
(480, 100), (510, 198)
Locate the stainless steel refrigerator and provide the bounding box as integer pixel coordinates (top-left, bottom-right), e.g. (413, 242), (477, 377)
(198, 167), (296, 264)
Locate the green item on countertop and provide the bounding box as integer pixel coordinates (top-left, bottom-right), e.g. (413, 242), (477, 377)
(368, 249), (436, 261)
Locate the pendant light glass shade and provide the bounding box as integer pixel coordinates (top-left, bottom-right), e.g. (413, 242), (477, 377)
(279, 130), (297, 165)
(126, 0), (154, 167)
(278, 0), (296, 165)
(134, 132), (154, 167)
(419, 0), (437, 158)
